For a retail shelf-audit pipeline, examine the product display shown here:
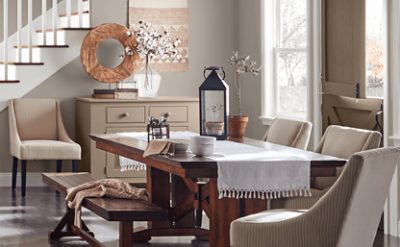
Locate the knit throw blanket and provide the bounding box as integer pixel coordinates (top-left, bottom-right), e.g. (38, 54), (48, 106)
(65, 179), (148, 228)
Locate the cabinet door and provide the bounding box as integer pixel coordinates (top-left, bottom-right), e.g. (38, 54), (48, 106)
(105, 127), (147, 181)
(322, 0), (365, 97)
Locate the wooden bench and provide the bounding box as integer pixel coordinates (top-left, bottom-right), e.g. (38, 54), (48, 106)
(42, 173), (168, 247)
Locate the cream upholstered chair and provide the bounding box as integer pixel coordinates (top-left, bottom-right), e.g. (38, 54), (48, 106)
(231, 147), (400, 247)
(9, 99), (81, 197)
(271, 125), (382, 209)
(263, 118), (312, 150)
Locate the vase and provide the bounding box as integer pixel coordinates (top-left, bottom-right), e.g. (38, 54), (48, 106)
(134, 59), (161, 98)
(228, 115), (249, 142)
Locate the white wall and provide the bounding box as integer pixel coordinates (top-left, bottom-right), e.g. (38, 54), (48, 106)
(0, 0), (239, 173)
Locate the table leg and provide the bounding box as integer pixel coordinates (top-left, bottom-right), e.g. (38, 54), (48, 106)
(208, 178), (241, 247)
(119, 221), (133, 247)
(171, 174), (195, 228)
(133, 167), (209, 242)
(147, 167), (171, 228)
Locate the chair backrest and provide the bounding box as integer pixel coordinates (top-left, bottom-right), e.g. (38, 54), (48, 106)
(263, 118), (312, 150)
(11, 98), (59, 140)
(306, 147), (399, 247)
(315, 125), (382, 159)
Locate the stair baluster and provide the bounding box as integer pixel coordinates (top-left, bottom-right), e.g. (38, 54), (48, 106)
(67, 0), (72, 28)
(17, 0), (22, 62)
(78, 0), (83, 28)
(52, 0), (58, 45)
(3, 0), (8, 80)
(42, 0), (47, 46)
(28, 0), (33, 63)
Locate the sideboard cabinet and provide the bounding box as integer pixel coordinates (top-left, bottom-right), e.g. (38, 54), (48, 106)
(75, 96), (199, 183)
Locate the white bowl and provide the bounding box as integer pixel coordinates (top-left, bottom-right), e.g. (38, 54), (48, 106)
(190, 136), (216, 156)
(170, 139), (190, 152)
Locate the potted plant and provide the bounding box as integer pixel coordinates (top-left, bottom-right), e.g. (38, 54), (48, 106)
(228, 51), (262, 140)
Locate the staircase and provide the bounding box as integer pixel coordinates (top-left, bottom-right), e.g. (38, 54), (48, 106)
(0, 0), (91, 110)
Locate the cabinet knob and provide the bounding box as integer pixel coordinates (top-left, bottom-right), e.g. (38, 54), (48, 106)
(121, 112), (130, 118)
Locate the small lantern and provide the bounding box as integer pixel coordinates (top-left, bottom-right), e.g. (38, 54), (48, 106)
(199, 66), (229, 140)
(147, 115), (170, 142)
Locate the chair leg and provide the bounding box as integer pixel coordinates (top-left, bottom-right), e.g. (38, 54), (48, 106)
(72, 160), (78, 173)
(12, 157), (18, 190)
(56, 160), (62, 173)
(21, 160), (27, 197)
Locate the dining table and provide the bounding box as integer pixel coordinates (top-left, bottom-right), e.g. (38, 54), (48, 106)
(90, 133), (346, 247)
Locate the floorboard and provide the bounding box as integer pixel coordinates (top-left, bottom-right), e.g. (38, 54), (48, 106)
(0, 187), (395, 246)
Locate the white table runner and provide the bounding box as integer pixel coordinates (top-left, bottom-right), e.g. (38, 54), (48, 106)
(210, 141), (311, 199)
(116, 132), (311, 199)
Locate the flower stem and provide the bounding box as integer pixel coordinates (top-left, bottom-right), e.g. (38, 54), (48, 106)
(235, 72), (242, 116)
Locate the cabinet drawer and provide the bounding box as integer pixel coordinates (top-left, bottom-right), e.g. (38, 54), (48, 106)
(107, 107), (145, 123)
(149, 106), (188, 123)
(106, 127), (147, 134)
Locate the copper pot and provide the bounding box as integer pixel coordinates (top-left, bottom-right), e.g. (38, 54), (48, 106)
(228, 115), (249, 141)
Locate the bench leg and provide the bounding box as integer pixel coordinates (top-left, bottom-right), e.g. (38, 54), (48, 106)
(49, 207), (75, 240)
(119, 221), (133, 247)
(72, 160), (79, 172)
(56, 160), (62, 173)
(11, 157), (18, 190)
(49, 206), (95, 240)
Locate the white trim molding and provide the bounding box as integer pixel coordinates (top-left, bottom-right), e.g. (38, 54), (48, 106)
(0, 173), (46, 187)
(384, 0), (400, 238)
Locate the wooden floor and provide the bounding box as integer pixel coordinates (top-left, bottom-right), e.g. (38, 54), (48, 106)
(0, 187), (397, 247)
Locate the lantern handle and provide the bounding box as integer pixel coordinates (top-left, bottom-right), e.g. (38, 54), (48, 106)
(203, 66), (226, 80)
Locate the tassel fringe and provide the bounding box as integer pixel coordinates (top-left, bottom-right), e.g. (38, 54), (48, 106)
(218, 188), (312, 199)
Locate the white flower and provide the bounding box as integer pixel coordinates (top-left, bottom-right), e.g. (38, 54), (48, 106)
(132, 21), (182, 61)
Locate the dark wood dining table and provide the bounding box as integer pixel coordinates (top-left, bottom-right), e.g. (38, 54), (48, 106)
(90, 134), (346, 247)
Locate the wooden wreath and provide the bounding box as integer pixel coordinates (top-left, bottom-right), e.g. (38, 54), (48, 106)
(81, 23), (139, 83)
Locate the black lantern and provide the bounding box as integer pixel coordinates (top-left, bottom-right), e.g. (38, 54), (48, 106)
(199, 66), (229, 140)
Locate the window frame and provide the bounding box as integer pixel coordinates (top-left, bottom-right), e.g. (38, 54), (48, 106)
(261, 0), (310, 123)
(260, 0), (322, 146)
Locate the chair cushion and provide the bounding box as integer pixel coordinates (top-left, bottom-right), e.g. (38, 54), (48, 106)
(235, 209), (305, 224)
(13, 99), (58, 140)
(19, 140), (81, 160)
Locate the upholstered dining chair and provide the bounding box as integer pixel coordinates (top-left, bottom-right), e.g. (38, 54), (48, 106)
(263, 118), (312, 150)
(271, 125), (382, 209)
(9, 99), (81, 197)
(231, 147), (400, 247)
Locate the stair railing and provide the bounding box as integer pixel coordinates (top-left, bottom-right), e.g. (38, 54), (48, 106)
(2, 0), (89, 80)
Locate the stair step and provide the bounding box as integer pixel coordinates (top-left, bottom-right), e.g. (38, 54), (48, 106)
(59, 10), (90, 17)
(14, 45), (69, 48)
(0, 80), (20, 83)
(0, 62), (44, 65)
(36, 27), (92, 33)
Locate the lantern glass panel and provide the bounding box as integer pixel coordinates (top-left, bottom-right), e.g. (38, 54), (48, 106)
(202, 90), (225, 136)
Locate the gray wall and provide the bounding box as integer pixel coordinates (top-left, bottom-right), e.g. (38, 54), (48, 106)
(236, 0), (266, 139)
(0, 0), (239, 172)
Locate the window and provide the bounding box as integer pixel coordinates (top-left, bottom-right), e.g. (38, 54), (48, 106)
(262, 0), (309, 121)
(366, 0), (384, 98)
